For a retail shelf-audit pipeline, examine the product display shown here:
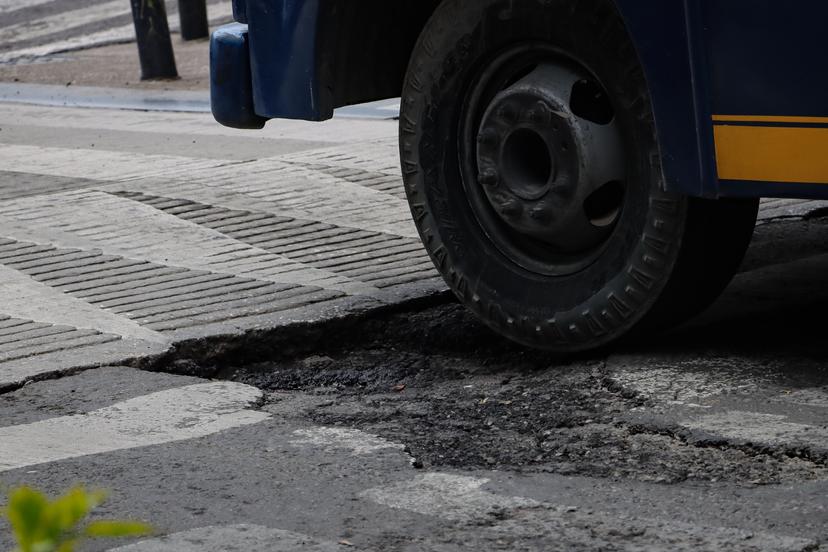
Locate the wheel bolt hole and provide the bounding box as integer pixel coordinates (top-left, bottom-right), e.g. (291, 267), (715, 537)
(584, 180), (625, 227)
(570, 79), (614, 125)
(501, 128), (553, 196)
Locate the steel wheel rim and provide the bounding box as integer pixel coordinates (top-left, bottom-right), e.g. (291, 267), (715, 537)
(459, 43), (628, 277)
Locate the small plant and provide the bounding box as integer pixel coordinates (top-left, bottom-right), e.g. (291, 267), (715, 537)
(2, 486), (153, 552)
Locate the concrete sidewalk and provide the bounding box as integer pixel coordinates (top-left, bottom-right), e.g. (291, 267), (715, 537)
(0, 102), (444, 390)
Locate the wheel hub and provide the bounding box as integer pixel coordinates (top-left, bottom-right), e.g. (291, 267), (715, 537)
(475, 63), (625, 254)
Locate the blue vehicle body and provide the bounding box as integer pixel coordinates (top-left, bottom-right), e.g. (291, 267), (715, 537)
(211, 0), (828, 200)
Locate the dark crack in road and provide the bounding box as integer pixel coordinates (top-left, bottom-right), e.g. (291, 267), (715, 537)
(223, 299), (827, 487)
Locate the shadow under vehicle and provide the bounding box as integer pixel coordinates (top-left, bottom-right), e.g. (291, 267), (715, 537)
(210, 0), (828, 351)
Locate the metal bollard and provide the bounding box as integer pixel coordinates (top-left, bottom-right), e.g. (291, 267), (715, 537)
(178, 0), (209, 41)
(129, 0), (178, 80)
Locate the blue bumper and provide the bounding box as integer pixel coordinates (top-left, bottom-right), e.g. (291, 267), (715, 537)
(209, 23), (266, 129)
(210, 0), (330, 128)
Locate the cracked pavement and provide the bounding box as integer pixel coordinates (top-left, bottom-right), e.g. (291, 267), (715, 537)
(0, 70), (826, 551)
(1, 213), (827, 550)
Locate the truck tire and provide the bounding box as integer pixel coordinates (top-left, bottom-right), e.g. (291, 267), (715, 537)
(399, 0), (757, 351)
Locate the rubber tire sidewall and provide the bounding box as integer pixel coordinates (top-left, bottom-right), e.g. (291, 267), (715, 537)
(400, 0), (688, 351)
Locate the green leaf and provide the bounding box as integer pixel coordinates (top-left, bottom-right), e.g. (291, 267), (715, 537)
(5, 485), (152, 552)
(85, 520), (153, 538)
(48, 487), (95, 534)
(6, 486), (49, 550)
(55, 539), (79, 552)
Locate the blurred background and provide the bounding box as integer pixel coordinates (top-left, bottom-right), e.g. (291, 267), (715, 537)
(0, 0), (231, 90)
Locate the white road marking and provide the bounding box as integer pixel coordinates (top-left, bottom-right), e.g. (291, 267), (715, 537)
(0, 0), (127, 48)
(0, 24), (135, 63)
(0, 143), (231, 181)
(0, 142), (417, 239)
(278, 140), (403, 176)
(758, 198), (828, 222)
(609, 361), (767, 406)
(0, 188), (377, 295)
(0, 264), (166, 344)
(222, 157), (415, 237)
(360, 473), (538, 522)
(772, 388), (828, 408)
(362, 473), (817, 550)
(0, 382), (270, 472)
(0, 2), (233, 63)
(109, 524), (343, 552)
(0, 0), (53, 15)
(290, 427), (406, 456)
(0, 103), (396, 143)
(100, 165), (419, 239)
(610, 357), (828, 411)
(683, 411), (828, 447)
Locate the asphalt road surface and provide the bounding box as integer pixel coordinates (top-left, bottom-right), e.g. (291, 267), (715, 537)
(0, 14), (825, 545)
(1, 213), (827, 551)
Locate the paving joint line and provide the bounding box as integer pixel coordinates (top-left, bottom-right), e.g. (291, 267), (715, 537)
(0, 289), (454, 396)
(626, 420), (828, 467)
(135, 289), (455, 375)
(599, 360), (828, 469)
(0, 355), (130, 395)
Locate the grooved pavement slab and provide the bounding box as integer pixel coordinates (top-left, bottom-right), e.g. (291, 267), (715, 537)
(0, 103), (444, 389)
(0, 101), (826, 390)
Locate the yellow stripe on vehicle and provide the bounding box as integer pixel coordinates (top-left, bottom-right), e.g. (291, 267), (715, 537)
(713, 124), (828, 183)
(713, 114), (828, 125)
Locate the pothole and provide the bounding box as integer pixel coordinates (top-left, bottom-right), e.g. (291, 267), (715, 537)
(202, 303), (828, 486)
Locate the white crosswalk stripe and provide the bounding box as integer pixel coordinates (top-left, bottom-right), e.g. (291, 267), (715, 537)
(0, 382), (270, 472)
(0, 103), (395, 142)
(773, 388), (828, 408)
(0, 0), (127, 48)
(0, 0), (53, 15)
(683, 411), (828, 447)
(0, 102), (442, 389)
(609, 361), (768, 407)
(608, 356), (828, 453)
(0, 375), (821, 551)
(98, 162), (420, 238)
(0, 1), (233, 63)
(0, 143), (231, 180)
(0, 188), (377, 295)
(362, 473), (818, 551)
(612, 362), (828, 413)
(0, 263), (166, 343)
(290, 427), (406, 456)
(0, 24), (137, 63)
(0, 143), (419, 239)
(361, 473), (537, 522)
